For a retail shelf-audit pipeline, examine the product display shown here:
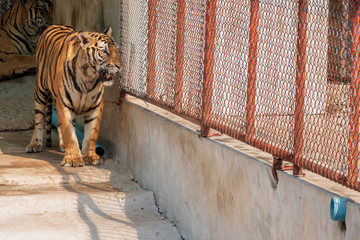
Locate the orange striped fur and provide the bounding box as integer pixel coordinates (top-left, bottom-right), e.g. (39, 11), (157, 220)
(0, 0), (52, 80)
(26, 25), (121, 167)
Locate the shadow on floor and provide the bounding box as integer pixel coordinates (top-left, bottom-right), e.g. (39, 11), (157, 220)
(0, 130), (147, 240)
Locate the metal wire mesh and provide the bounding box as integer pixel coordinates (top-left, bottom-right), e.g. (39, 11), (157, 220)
(254, 1), (298, 153)
(302, 1), (349, 176)
(152, 0), (177, 106)
(210, 0), (250, 137)
(121, 0), (360, 191)
(120, 0), (149, 97)
(180, 0), (206, 120)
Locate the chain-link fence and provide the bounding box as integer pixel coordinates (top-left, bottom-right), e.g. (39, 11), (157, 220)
(120, 0), (360, 191)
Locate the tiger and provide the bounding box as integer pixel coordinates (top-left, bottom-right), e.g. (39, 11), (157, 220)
(0, 0), (52, 80)
(26, 25), (121, 167)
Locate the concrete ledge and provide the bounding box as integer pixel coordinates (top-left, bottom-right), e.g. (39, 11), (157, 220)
(99, 96), (360, 240)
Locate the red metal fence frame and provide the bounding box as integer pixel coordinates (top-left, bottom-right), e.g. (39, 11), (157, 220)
(246, 0), (259, 146)
(146, 0), (157, 100)
(200, 0), (217, 137)
(121, 0), (360, 192)
(349, 0), (360, 188)
(293, 0), (307, 176)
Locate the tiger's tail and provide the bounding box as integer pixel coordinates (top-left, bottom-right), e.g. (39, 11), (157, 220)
(45, 96), (53, 147)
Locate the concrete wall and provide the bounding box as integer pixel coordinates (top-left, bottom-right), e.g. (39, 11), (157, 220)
(53, 0), (120, 43)
(0, 75), (36, 131)
(99, 96), (360, 240)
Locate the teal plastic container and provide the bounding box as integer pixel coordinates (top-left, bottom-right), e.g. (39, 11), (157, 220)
(330, 197), (347, 222)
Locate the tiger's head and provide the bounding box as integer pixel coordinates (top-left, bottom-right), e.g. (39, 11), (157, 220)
(22, 0), (53, 31)
(78, 27), (121, 87)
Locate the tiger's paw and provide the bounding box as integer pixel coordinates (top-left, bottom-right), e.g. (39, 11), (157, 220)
(61, 156), (84, 167)
(59, 143), (65, 153)
(26, 144), (43, 153)
(84, 154), (103, 165)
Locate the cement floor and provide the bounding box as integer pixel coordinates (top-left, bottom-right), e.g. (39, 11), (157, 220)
(0, 130), (181, 240)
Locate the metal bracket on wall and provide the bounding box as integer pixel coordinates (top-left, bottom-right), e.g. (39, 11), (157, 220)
(272, 156), (305, 183)
(197, 127), (222, 138)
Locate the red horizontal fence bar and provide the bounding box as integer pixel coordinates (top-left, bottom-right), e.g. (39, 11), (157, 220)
(293, 0), (307, 175)
(245, 0), (259, 146)
(174, 0), (185, 113)
(146, 0), (157, 99)
(349, 0), (360, 188)
(200, 0), (217, 137)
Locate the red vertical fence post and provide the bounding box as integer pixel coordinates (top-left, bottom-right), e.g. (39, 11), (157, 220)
(293, 0), (308, 176)
(147, 0), (157, 99)
(349, 0), (360, 187)
(174, 0), (185, 113)
(200, 0), (217, 137)
(245, 0), (259, 145)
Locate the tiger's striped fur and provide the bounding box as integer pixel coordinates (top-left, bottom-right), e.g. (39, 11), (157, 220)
(0, 0), (52, 80)
(26, 25), (121, 167)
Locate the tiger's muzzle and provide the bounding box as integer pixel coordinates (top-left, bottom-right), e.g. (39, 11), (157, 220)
(99, 64), (121, 87)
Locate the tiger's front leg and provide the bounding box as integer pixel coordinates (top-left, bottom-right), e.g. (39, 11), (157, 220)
(82, 101), (104, 165)
(26, 100), (47, 152)
(56, 101), (84, 167)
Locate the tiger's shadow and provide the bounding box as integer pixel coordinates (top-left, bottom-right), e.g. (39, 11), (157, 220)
(0, 129), (137, 240)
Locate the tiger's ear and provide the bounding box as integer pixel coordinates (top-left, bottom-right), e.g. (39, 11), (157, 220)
(78, 32), (91, 49)
(103, 26), (112, 36)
